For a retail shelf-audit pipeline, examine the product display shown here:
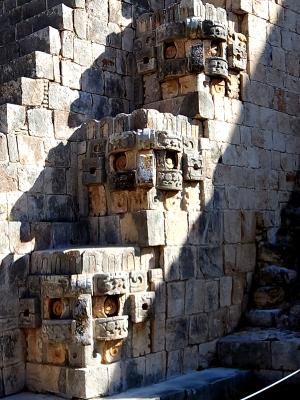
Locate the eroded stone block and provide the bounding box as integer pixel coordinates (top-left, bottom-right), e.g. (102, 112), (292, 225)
(94, 316), (128, 341)
(130, 292), (155, 323)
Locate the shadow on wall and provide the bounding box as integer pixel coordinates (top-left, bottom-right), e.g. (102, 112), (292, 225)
(4, 0), (300, 394)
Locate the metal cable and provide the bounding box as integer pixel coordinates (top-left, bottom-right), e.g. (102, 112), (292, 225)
(240, 369), (300, 400)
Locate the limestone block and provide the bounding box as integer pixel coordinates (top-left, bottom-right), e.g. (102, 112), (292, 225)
(123, 357), (146, 390)
(185, 279), (205, 315)
(42, 320), (75, 343)
(74, 38), (92, 67)
(199, 339), (218, 369)
(34, 52), (55, 80)
(204, 280), (219, 312)
(120, 210), (165, 247)
(2, 329), (25, 366)
(42, 275), (93, 298)
(100, 341), (123, 366)
(224, 210), (241, 244)
(0, 133), (8, 163)
(183, 345), (199, 372)
(132, 321), (151, 357)
(258, 265), (297, 286)
(19, 298), (41, 328)
(74, 9), (87, 39)
(0, 164), (18, 192)
(7, 134), (19, 162)
(99, 215), (122, 245)
(0, 104), (26, 134)
(145, 351), (166, 385)
(94, 316), (128, 340)
(27, 108), (54, 138)
(245, 309), (282, 328)
(208, 308), (228, 340)
(81, 67), (104, 95)
(19, 26), (61, 56)
(141, 248), (158, 270)
(73, 295), (93, 345)
(8, 221), (35, 254)
(151, 312), (166, 353)
(93, 272), (129, 295)
(89, 246), (139, 273)
(232, 0), (252, 14)
(232, 275), (245, 305)
(166, 317), (188, 351)
(45, 343), (66, 365)
(218, 335), (272, 369)
(3, 362), (25, 396)
(104, 71), (125, 99)
(167, 281), (185, 318)
(161, 245), (180, 281)
(26, 363), (67, 395)
(61, 60), (82, 90)
(61, 30), (74, 59)
(26, 329), (43, 363)
(219, 276), (233, 307)
(130, 291), (155, 323)
(129, 271), (147, 292)
(253, 286), (285, 309)
(189, 313), (208, 345)
(0, 78), (45, 106)
(87, 15), (108, 45)
(48, 83), (79, 111)
(165, 211), (188, 245)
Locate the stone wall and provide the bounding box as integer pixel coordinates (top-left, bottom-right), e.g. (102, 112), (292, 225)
(0, 0), (138, 396)
(0, 0), (299, 397)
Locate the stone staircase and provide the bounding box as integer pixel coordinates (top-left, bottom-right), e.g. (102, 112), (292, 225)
(218, 328), (300, 387)
(0, 0), (81, 106)
(244, 174), (300, 330)
(217, 175), (300, 384)
(0, 2), (74, 63)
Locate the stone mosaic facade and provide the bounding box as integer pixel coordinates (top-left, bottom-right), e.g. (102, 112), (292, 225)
(0, 0), (299, 398)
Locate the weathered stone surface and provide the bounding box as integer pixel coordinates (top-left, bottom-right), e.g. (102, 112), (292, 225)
(27, 108), (54, 137)
(253, 286), (285, 309)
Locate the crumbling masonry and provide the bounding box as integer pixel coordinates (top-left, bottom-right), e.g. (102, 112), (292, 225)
(0, 0), (300, 398)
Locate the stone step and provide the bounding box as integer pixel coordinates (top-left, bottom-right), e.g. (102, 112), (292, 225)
(15, 3), (73, 41)
(1, 0), (81, 22)
(0, 26), (61, 65)
(0, 3), (73, 46)
(245, 309), (283, 328)
(0, 51), (55, 84)
(0, 78), (47, 107)
(1, 368), (254, 400)
(218, 328), (300, 372)
(29, 246), (141, 275)
(107, 368), (254, 400)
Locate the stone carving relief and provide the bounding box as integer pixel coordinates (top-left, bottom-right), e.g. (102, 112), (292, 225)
(19, 248), (156, 370)
(82, 128), (204, 193)
(134, 0), (248, 118)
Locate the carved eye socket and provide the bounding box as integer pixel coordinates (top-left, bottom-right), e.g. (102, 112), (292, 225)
(142, 303), (149, 311)
(164, 42), (177, 59)
(104, 296), (119, 317)
(49, 298), (63, 319)
(114, 153), (127, 171)
(165, 150), (177, 169)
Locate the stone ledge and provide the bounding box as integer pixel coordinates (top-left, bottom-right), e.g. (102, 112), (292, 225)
(2, 368), (253, 400)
